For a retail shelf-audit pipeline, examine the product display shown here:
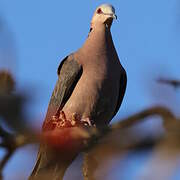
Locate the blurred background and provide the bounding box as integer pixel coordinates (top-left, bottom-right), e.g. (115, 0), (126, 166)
(0, 0), (180, 179)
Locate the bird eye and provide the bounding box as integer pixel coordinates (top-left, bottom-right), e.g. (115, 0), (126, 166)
(97, 8), (102, 14)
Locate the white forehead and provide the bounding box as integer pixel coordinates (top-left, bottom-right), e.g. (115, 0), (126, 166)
(96, 4), (115, 14)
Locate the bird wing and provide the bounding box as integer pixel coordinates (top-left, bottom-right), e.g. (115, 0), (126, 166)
(42, 55), (82, 129)
(29, 55), (82, 179)
(112, 67), (127, 118)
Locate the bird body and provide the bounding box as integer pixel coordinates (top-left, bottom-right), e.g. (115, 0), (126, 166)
(62, 23), (125, 127)
(30, 4), (127, 179)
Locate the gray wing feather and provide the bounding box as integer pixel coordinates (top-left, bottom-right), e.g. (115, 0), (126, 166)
(29, 55), (82, 179)
(112, 67), (127, 118)
(43, 55), (82, 128)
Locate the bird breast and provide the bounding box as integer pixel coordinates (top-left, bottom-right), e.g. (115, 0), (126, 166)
(62, 57), (120, 126)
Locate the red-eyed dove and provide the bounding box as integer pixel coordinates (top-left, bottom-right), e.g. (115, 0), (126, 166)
(30, 4), (127, 179)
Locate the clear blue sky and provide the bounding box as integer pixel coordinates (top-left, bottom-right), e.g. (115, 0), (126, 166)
(0, 0), (180, 179)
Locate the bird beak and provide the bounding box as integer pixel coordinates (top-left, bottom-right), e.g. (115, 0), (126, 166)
(112, 14), (117, 20)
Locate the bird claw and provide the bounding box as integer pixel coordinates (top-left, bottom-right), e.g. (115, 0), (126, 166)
(59, 111), (66, 120)
(44, 111), (94, 131)
(71, 113), (79, 126)
(71, 113), (93, 127)
(81, 118), (93, 127)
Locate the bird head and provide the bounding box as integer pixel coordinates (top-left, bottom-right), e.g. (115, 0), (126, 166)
(91, 4), (117, 28)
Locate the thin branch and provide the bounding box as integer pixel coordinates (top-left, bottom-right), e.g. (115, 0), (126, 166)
(0, 124), (38, 179)
(157, 78), (180, 89)
(0, 150), (14, 173)
(111, 106), (177, 131)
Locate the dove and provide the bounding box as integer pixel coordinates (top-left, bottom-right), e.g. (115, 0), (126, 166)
(30, 4), (127, 179)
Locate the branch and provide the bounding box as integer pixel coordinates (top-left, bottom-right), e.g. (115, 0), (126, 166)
(0, 105), (177, 179)
(0, 150), (13, 174)
(82, 106), (178, 180)
(157, 78), (180, 89)
(111, 106), (177, 131)
(0, 125), (38, 179)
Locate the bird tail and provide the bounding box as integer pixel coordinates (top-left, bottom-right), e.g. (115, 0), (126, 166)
(29, 146), (76, 180)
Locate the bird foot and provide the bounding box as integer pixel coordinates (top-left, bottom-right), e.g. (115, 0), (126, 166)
(43, 111), (70, 131)
(80, 118), (93, 127)
(71, 113), (94, 127)
(43, 111), (94, 131)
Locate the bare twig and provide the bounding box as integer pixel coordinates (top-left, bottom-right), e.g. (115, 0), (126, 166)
(0, 123), (38, 179)
(111, 106), (177, 131)
(0, 150), (14, 173)
(157, 78), (180, 89)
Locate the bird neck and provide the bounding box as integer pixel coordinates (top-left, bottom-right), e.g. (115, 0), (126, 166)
(83, 23), (111, 51)
(76, 23), (119, 67)
(82, 23), (115, 56)
(90, 21), (111, 31)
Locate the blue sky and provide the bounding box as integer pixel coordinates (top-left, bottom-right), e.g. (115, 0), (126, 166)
(0, 0), (180, 179)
